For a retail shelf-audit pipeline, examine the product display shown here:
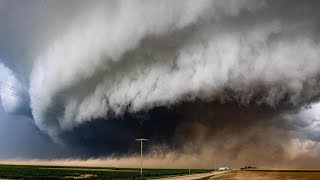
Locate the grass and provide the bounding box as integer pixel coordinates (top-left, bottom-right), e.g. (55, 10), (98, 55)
(0, 164), (212, 180)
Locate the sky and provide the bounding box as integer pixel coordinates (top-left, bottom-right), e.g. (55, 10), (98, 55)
(0, 0), (320, 168)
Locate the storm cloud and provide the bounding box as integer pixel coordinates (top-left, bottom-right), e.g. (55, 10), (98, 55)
(1, 0), (320, 167)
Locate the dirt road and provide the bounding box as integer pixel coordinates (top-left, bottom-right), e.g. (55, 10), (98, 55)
(154, 171), (228, 180)
(209, 170), (320, 180)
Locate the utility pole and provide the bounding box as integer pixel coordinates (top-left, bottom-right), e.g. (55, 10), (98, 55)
(187, 154), (191, 174)
(136, 138), (148, 178)
(214, 148), (216, 172)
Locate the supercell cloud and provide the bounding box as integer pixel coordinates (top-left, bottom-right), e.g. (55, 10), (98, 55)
(1, 0), (320, 167)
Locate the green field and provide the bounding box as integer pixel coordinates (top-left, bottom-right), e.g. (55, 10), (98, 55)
(0, 164), (212, 180)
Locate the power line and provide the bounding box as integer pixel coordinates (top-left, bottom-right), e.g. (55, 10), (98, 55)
(0, 86), (71, 118)
(0, 81), (80, 121)
(0, 81), (67, 113)
(0, 88), (63, 115)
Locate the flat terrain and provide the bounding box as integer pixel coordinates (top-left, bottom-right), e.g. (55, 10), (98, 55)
(0, 164), (212, 180)
(2, 165), (320, 180)
(210, 170), (320, 180)
(154, 171), (227, 180)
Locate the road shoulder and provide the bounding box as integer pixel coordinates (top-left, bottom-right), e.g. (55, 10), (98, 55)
(152, 171), (229, 180)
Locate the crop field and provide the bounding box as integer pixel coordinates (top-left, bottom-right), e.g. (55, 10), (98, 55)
(0, 164), (212, 180)
(210, 170), (320, 180)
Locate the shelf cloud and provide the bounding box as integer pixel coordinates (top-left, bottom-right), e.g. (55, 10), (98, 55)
(1, 0), (320, 167)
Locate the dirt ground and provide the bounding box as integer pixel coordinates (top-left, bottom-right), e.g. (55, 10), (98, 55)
(154, 171), (228, 180)
(210, 170), (320, 180)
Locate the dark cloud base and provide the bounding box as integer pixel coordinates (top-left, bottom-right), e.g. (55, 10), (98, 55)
(59, 105), (186, 158)
(57, 101), (290, 161)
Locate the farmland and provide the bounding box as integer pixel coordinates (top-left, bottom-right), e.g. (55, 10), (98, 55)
(210, 170), (320, 180)
(0, 164), (212, 180)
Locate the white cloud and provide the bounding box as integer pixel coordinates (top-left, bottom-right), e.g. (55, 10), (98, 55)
(1, 0), (320, 142)
(0, 62), (23, 113)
